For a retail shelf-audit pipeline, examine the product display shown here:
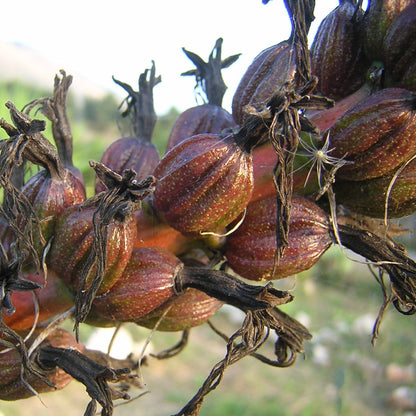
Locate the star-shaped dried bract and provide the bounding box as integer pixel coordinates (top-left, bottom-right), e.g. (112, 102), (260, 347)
(181, 37), (240, 107)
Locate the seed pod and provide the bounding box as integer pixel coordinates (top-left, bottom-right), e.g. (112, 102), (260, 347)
(310, 0), (368, 100)
(21, 168), (86, 242)
(93, 246), (293, 325)
(329, 87), (416, 180)
(250, 141), (319, 203)
(92, 247), (182, 322)
(96, 62), (161, 193)
(136, 288), (223, 332)
(48, 201), (137, 295)
(231, 40), (298, 126)
(133, 207), (193, 255)
(153, 131), (258, 237)
(225, 194), (333, 281)
(48, 162), (155, 308)
(363, 0), (414, 61)
(3, 270), (74, 332)
(166, 38), (239, 152)
(382, 2), (416, 92)
(167, 105), (236, 152)
(0, 328), (83, 400)
(306, 82), (373, 132)
(335, 155), (416, 218)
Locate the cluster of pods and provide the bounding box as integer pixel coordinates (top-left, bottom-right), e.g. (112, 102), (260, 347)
(1, 0), (416, 414)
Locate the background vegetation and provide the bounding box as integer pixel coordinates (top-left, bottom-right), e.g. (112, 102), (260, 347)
(0, 80), (415, 416)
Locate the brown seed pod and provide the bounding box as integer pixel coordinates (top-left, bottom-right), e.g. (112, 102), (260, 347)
(47, 163), (155, 330)
(382, 2), (416, 92)
(20, 168), (86, 242)
(136, 288), (223, 332)
(133, 207), (193, 255)
(310, 0), (368, 100)
(166, 38), (239, 152)
(225, 194), (333, 281)
(328, 87), (416, 180)
(48, 201), (137, 296)
(153, 131), (258, 238)
(92, 247), (182, 322)
(231, 40), (298, 126)
(363, 0), (415, 62)
(167, 104), (237, 152)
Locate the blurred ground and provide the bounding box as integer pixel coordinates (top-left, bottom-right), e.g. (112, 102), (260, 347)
(1, 246), (415, 416)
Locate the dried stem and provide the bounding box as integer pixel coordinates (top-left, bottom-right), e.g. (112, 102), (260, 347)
(178, 267), (293, 311)
(336, 223), (416, 315)
(174, 307), (311, 415)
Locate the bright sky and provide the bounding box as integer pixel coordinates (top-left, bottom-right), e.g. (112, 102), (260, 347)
(2, 0), (339, 115)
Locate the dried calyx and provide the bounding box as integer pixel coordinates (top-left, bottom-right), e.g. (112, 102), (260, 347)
(36, 346), (135, 416)
(0, 102), (64, 179)
(96, 63), (161, 193)
(335, 219), (416, 316)
(165, 38), (239, 151)
(181, 37), (240, 107)
(0, 327), (138, 416)
(23, 69), (83, 182)
(113, 61), (160, 141)
(0, 244), (40, 316)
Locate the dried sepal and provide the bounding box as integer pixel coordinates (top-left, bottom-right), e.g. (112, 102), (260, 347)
(112, 62), (161, 139)
(37, 346), (132, 416)
(181, 37), (240, 107)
